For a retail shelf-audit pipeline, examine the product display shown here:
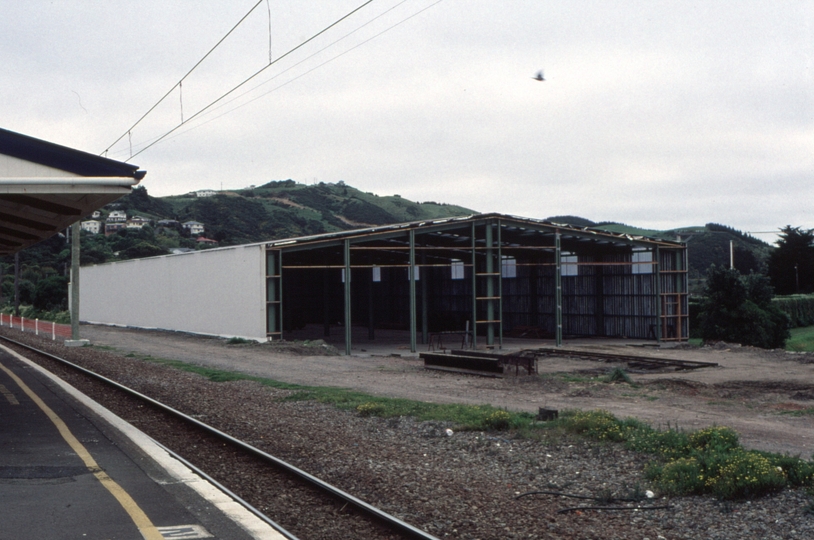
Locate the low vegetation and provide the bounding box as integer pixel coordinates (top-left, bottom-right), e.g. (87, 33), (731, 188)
(696, 265), (790, 349)
(109, 348), (814, 502)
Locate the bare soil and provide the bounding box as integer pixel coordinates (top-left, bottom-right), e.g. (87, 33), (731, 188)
(80, 325), (814, 458)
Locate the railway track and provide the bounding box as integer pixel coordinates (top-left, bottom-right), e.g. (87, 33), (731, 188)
(0, 334), (438, 540)
(531, 347), (719, 371)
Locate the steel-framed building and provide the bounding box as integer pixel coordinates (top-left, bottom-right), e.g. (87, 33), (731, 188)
(81, 213), (688, 353)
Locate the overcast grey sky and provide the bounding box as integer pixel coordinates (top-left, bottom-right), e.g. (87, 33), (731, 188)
(2, 1), (812, 239)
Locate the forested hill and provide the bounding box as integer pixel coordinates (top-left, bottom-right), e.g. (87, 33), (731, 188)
(125, 180), (475, 246)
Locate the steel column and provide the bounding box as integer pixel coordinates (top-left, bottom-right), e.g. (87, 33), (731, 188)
(497, 220), (503, 348)
(70, 221), (80, 340)
(485, 221), (495, 346)
(655, 247), (662, 342)
(555, 231), (563, 347)
(344, 239), (352, 355)
(421, 248), (428, 345)
(409, 230), (417, 353)
(471, 222), (478, 348)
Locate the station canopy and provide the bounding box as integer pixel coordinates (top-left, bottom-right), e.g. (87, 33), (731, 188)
(0, 127), (145, 255)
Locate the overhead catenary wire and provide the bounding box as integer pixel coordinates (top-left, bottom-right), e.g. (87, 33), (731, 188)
(122, 0), (376, 160)
(155, 0), (443, 146)
(102, 0), (267, 157)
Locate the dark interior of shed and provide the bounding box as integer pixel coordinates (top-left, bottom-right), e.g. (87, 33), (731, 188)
(267, 216), (688, 352)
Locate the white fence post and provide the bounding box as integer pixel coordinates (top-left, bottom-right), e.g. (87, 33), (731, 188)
(52, 322), (55, 341)
(35, 318), (39, 336)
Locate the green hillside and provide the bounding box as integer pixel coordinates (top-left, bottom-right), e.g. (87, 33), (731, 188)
(546, 217), (774, 292)
(108, 181), (475, 249)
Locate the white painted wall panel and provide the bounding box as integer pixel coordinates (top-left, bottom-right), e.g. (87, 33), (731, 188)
(80, 244), (267, 340)
(0, 154), (77, 177)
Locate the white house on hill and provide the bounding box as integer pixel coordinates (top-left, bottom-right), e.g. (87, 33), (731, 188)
(183, 221), (204, 235)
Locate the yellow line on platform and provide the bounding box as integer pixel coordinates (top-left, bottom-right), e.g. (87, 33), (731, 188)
(0, 383), (19, 404)
(0, 350), (163, 540)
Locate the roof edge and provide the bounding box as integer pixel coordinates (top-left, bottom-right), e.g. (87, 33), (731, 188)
(0, 127), (145, 179)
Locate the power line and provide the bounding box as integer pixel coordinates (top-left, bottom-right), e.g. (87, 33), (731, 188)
(159, 0), (438, 144)
(103, 0), (266, 157)
(126, 0), (376, 160)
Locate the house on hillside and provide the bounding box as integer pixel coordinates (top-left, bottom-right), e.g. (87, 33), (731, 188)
(126, 216), (151, 229)
(105, 222), (126, 236)
(107, 210), (127, 222)
(195, 190), (216, 198)
(183, 221), (204, 235)
(81, 220), (101, 235)
(196, 237), (218, 246)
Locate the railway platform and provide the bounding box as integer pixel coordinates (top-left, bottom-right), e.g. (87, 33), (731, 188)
(0, 345), (286, 540)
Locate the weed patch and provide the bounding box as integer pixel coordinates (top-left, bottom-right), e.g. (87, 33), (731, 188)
(555, 410), (814, 500)
(604, 367), (633, 384)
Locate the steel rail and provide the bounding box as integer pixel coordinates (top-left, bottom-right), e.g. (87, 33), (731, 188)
(532, 347), (718, 370)
(0, 334), (440, 540)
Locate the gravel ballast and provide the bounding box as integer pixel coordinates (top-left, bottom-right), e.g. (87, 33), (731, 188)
(4, 329), (813, 539)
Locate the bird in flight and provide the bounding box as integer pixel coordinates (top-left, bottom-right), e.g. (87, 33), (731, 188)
(532, 70), (545, 81)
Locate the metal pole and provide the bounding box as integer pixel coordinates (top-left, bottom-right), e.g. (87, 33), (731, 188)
(421, 249), (428, 345)
(471, 222), (478, 349)
(485, 222), (494, 346)
(70, 221), (80, 340)
(655, 247), (662, 342)
(14, 252), (20, 317)
(497, 220), (503, 349)
(409, 230), (417, 353)
(344, 239), (352, 355)
(555, 231), (562, 347)
(730, 240), (734, 270)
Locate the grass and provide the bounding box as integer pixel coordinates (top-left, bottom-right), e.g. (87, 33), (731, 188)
(777, 408), (814, 417)
(100, 347), (814, 501)
(786, 325), (814, 352)
(105, 349), (537, 431)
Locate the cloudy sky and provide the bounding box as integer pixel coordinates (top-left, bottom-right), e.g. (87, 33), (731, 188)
(2, 1), (812, 240)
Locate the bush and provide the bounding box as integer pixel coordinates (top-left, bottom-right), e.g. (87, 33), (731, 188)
(604, 367), (632, 384)
(484, 410), (512, 430)
(697, 266), (790, 349)
(356, 402), (386, 416)
(560, 410), (814, 499)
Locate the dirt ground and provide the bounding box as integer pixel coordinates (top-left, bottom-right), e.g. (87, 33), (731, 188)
(78, 324), (814, 459)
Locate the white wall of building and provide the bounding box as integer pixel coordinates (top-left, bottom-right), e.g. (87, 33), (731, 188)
(80, 244), (268, 340)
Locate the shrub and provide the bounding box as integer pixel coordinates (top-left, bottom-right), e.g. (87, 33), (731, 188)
(604, 367), (632, 384)
(697, 266), (790, 349)
(484, 410), (512, 430)
(356, 402), (386, 416)
(560, 409), (814, 500)
(688, 426), (740, 453)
